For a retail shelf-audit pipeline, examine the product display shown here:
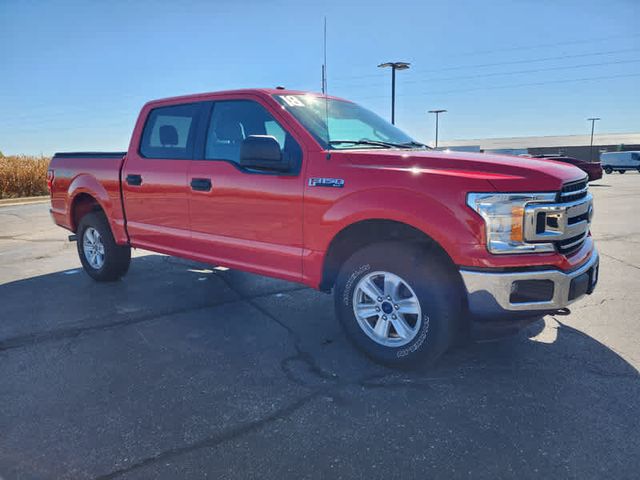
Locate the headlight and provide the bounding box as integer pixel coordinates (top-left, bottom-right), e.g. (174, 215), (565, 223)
(467, 192), (557, 254)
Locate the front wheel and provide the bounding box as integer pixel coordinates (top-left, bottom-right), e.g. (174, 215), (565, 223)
(604, 167), (613, 174)
(77, 212), (131, 281)
(334, 242), (462, 367)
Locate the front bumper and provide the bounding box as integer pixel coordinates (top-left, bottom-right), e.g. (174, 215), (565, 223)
(460, 248), (599, 317)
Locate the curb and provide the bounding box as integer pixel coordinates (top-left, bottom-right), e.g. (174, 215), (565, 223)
(0, 196), (49, 207)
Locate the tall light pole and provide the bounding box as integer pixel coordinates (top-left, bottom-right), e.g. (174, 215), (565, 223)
(588, 117), (600, 162)
(378, 62), (410, 124)
(429, 109), (447, 149)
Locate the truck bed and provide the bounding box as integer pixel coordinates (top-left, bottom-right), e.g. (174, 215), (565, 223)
(49, 151), (128, 244)
(53, 152), (126, 159)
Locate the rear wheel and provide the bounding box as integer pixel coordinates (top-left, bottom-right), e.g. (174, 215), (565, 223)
(619, 170), (626, 174)
(334, 241), (461, 367)
(77, 212), (131, 281)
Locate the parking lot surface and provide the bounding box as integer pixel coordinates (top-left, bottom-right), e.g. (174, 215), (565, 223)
(1, 174), (639, 479)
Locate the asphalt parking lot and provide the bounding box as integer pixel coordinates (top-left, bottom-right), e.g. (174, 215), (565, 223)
(1, 174), (639, 479)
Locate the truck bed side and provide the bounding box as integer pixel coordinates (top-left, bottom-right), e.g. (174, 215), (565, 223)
(49, 152), (129, 245)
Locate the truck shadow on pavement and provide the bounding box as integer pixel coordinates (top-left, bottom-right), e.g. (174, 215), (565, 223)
(1, 254), (639, 479)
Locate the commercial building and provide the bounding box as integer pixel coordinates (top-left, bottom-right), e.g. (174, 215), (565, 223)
(440, 132), (640, 162)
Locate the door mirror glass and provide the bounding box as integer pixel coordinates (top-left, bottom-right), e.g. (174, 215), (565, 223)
(240, 135), (289, 172)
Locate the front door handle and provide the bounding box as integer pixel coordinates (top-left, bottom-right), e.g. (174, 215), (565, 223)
(126, 174), (142, 186)
(190, 178), (212, 192)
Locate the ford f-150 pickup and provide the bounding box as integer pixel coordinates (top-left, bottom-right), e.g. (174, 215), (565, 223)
(48, 89), (599, 366)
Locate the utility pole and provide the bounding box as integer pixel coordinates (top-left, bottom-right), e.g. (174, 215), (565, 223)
(377, 62), (410, 124)
(588, 117), (600, 162)
(429, 109), (447, 148)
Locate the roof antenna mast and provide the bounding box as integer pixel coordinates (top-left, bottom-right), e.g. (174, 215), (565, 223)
(321, 16), (327, 94)
(322, 16), (330, 152)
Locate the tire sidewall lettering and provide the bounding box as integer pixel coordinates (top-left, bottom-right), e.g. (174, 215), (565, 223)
(343, 264), (370, 306)
(396, 314), (430, 358)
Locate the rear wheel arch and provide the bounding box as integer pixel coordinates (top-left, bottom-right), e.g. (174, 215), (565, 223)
(70, 193), (105, 232)
(320, 219), (461, 292)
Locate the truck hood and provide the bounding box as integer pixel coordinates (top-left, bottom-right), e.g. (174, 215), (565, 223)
(339, 149), (587, 191)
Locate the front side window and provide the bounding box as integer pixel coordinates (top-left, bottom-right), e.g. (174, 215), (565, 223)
(205, 100), (302, 171)
(274, 94), (424, 151)
(140, 103), (201, 159)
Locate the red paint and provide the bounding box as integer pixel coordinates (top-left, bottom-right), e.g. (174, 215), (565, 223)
(49, 89), (596, 289)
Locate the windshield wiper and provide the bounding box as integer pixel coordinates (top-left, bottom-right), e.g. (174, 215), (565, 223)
(401, 141), (430, 149)
(328, 139), (413, 149)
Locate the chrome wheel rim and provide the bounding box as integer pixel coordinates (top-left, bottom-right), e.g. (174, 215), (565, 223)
(352, 271), (422, 347)
(83, 227), (105, 269)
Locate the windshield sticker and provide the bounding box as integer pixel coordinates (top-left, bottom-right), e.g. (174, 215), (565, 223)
(280, 95), (305, 107)
(308, 178), (345, 188)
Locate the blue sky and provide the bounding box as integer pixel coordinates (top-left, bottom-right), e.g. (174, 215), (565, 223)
(1, 0), (638, 155)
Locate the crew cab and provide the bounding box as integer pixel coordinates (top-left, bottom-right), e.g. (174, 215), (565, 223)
(48, 89), (599, 366)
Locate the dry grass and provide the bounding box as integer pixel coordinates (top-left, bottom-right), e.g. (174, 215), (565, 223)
(0, 155), (51, 199)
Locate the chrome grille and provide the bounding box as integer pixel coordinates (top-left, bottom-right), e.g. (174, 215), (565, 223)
(559, 178), (588, 203)
(523, 177), (592, 255)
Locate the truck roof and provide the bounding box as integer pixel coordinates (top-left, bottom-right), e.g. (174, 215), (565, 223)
(144, 88), (347, 107)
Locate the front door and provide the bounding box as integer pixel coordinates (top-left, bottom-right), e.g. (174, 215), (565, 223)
(188, 98), (305, 282)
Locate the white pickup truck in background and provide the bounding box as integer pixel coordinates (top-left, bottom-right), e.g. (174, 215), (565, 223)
(601, 151), (640, 174)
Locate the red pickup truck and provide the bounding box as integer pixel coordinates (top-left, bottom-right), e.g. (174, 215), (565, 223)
(49, 89), (599, 366)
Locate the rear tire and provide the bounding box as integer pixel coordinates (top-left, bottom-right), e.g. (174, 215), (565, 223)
(334, 241), (462, 367)
(619, 170), (626, 174)
(77, 212), (131, 282)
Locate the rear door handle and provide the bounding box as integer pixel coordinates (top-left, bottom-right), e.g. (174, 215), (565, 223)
(126, 174), (142, 186)
(190, 178), (212, 192)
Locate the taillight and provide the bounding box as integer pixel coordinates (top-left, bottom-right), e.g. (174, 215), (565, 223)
(47, 169), (54, 192)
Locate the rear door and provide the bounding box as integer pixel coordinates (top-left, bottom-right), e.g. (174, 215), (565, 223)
(122, 102), (205, 255)
(188, 97), (305, 282)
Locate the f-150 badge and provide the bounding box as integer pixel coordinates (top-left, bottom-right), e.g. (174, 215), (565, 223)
(308, 178), (345, 188)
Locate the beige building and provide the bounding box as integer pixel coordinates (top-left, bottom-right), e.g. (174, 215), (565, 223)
(440, 132), (640, 162)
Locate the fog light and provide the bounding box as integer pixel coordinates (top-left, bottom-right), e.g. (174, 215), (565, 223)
(510, 280), (555, 303)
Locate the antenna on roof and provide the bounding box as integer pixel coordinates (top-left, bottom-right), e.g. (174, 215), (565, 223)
(321, 16), (327, 94)
(322, 16), (330, 154)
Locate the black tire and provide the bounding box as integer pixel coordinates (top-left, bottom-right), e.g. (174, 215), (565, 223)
(619, 170), (626, 174)
(334, 241), (462, 367)
(77, 211), (131, 282)
(604, 167), (613, 174)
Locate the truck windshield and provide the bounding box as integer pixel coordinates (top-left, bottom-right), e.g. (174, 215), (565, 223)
(274, 94), (426, 150)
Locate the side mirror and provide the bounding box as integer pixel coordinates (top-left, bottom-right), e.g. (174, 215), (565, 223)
(239, 135), (289, 172)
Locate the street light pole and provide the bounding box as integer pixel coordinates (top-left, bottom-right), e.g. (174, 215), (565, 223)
(378, 62), (410, 124)
(588, 117), (600, 162)
(428, 109), (447, 148)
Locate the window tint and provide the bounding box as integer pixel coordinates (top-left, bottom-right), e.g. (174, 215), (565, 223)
(140, 103), (201, 159)
(205, 100), (302, 172)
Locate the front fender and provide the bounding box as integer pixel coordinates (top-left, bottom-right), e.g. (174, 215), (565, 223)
(316, 187), (484, 263)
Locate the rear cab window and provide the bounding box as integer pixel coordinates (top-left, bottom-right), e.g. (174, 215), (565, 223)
(140, 103), (202, 159)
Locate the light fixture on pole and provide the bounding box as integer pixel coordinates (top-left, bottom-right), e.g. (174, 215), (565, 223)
(428, 109), (447, 148)
(378, 62), (410, 125)
(587, 117), (600, 162)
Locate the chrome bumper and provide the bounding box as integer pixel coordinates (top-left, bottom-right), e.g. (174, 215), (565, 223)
(460, 249), (599, 316)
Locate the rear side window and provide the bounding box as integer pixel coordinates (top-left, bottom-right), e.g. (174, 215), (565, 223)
(140, 103), (202, 159)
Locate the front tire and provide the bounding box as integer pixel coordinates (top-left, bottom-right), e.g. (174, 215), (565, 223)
(77, 212), (131, 281)
(604, 167), (613, 174)
(334, 241), (462, 367)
